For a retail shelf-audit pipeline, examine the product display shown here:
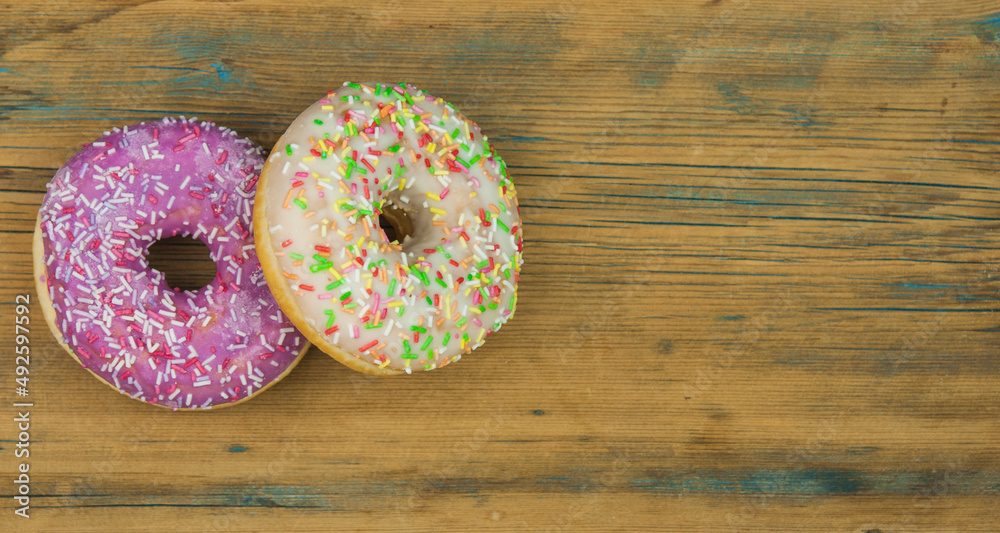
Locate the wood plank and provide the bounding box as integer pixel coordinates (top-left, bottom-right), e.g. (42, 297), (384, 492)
(2, 0), (999, 530)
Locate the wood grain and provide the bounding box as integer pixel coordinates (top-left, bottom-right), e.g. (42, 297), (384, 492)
(2, 0), (1000, 531)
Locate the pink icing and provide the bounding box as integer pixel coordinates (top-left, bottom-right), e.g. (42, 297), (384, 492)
(38, 117), (307, 409)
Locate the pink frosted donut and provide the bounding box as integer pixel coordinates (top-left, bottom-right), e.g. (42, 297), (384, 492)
(34, 117), (310, 410)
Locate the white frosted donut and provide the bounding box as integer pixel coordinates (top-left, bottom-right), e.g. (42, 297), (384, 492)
(255, 82), (523, 374)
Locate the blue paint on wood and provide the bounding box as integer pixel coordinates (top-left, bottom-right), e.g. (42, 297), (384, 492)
(718, 83), (757, 115)
(594, 219), (759, 228)
(948, 138), (1000, 146)
(816, 307), (995, 313)
(973, 14), (1000, 44)
(777, 105), (824, 127)
(629, 41), (676, 87)
(846, 447), (879, 455)
(502, 136), (551, 142)
(552, 159), (861, 173)
(978, 13), (1000, 33)
(453, 34), (563, 64)
(885, 283), (956, 290)
(131, 65), (208, 72)
(210, 63), (236, 83)
(717, 83), (825, 126)
(631, 469), (953, 495)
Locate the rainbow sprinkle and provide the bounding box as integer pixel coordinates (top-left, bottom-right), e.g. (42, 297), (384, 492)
(262, 82), (523, 373)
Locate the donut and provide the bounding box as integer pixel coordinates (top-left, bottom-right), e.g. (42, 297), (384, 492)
(34, 117), (310, 410)
(255, 82), (523, 375)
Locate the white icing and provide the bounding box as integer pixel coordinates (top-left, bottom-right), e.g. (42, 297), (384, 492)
(261, 83), (523, 371)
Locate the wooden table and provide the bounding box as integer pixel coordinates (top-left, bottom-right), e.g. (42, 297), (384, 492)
(2, 1), (999, 531)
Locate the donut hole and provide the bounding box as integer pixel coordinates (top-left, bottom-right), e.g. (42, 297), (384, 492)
(377, 202), (414, 244)
(146, 235), (217, 292)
